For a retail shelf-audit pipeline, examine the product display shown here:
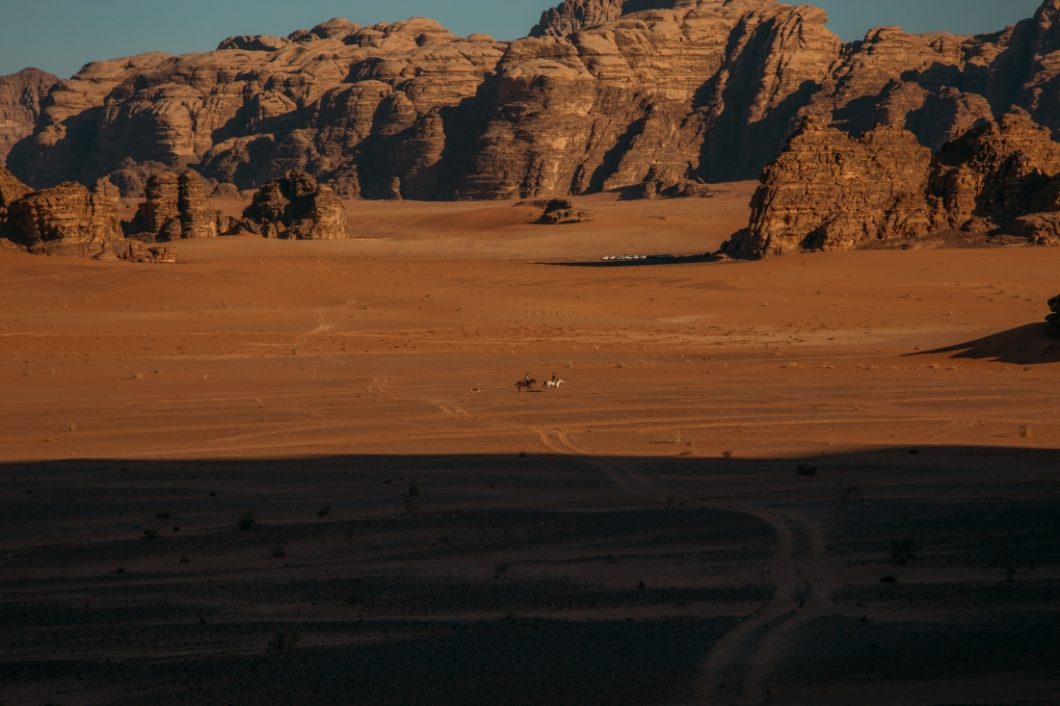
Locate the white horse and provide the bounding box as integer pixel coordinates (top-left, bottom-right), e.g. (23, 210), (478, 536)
(544, 379), (565, 391)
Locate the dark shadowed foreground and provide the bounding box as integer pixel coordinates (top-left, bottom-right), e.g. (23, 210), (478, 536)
(2, 448), (1059, 706)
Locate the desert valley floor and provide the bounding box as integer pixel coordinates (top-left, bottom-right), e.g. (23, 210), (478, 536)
(2, 184), (1060, 705)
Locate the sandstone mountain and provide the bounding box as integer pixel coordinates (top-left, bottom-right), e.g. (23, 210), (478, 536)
(0, 68), (58, 161)
(4, 1), (1058, 203)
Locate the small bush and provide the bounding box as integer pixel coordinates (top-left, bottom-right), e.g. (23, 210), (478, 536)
(237, 512), (257, 531)
(317, 504), (332, 518)
(155, 511), (172, 520)
(890, 537), (919, 565)
(271, 543), (286, 558)
(143, 528), (158, 539)
(267, 629), (302, 653)
(494, 562), (513, 579)
(797, 465), (819, 477)
(880, 574), (897, 584)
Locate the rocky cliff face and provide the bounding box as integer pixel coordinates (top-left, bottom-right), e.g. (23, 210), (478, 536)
(7, 19), (505, 199)
(128, 170), (220, 241)
(727, 109), (1060, 257)
(729, 120), (934, 257)
(927, 110), (1060, 234)
(0, 68), (58, 162)
(4, 179), (125, 257)
(529, 0), (627, 37)
(242, 171), (349, 240)
(5, 1), (1060, 202)
(0, 167), (32, 223)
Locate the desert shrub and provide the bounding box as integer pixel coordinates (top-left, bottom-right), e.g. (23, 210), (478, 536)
(890, 537), (920, 565)
(267, 628), (302, 653)
(237, 512), (257, 531)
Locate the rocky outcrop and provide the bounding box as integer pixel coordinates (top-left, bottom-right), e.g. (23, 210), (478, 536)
(4, 179), (125, 257)
(536, 198), (594, 224)
(727, 109), (1060, 257)
(529, 0), (626, 37)
(127, 170), (220, 241)
(727, 120), (934, 257)
(0, 167), (32, 222)
(7, 19), (505, 198)
(926, 110), (1060, 234)
(5, 1), (1060, 200)
(0, 68), (58, 161)
(242, 171), (349, 240)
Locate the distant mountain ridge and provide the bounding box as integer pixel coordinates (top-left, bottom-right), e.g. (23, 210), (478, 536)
(2, 0), (1057, 202)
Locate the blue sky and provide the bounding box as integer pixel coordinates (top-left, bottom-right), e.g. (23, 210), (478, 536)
(0, 0), (1045, 78)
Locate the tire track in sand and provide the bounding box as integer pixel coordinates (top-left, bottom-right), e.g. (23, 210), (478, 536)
(416, 396), (835, 705)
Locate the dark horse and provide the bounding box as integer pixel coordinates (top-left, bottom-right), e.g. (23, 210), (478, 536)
(515, 378), (537, 393)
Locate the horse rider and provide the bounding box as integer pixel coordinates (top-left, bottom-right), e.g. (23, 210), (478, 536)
(524, 372), (531, 386)
(551, 372), (558, 383)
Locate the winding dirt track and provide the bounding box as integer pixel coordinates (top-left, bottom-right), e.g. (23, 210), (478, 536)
(422, 393), (834, 706)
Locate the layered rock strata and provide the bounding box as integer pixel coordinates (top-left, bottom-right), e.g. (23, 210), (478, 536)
(241, 171), (349, 240)
(727, 109), (1060, 257)
(0, 68), (58, 160)
(5, 1), (1059, 201)
(4, 179), (125, 257)
(0, 167), (32, 221)
(128, 170), (220, 241)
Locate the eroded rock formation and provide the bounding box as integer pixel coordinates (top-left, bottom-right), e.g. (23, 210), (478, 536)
(926, 111), (1060, 235)
(7, 18), (505, 198)
(529, 0), (627, 37)
(727, 109), (1060, 257)
(4, 1), (1060, 202)
(242, 171), (349, 240)
(4, 179), (125, 257)
(537, 198), (594, 224)
(0, 68), (58, 161)
(128, 170), (220, 241)
(727, 120), (934, 257)
(0, 167), (32, 222)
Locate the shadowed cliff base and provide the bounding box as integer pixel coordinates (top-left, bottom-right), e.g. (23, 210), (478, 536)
(3, 447), (1060, 706)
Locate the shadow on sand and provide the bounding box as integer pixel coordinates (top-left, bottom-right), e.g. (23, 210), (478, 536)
(908, 323), (1060, 365)
(3, 447), (1060, 706)
(548, 253), (719, 268)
